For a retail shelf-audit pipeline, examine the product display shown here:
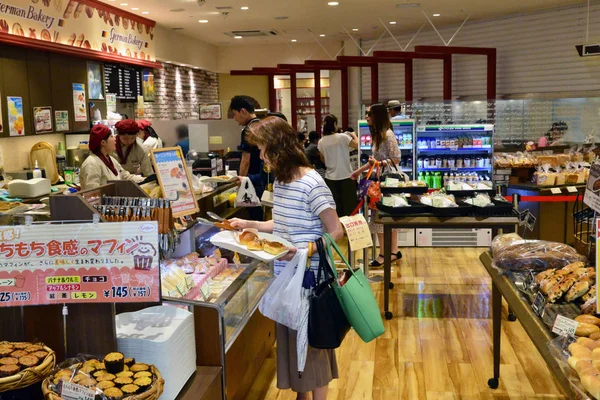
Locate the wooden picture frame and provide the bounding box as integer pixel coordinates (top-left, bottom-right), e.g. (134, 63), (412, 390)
(199, 103), (222, 120)
(150, 147), (199, 218)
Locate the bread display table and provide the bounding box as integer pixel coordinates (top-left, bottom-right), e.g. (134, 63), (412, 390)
(479, 251), (575, 397)
(375, 213), (518, 319)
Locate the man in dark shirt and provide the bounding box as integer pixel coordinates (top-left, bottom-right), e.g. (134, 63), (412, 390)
(305, 131), (326, 177)
(230, 95), (263, 220)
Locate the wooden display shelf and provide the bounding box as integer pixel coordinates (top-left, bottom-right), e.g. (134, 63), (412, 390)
(176, 367), (223, 400)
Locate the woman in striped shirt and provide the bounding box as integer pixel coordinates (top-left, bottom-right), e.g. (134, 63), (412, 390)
(231, 116), (344, 400)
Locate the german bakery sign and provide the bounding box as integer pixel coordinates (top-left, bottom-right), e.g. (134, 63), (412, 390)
(0, 0), (155, 62)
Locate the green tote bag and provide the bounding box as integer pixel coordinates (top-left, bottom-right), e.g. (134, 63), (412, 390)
(323, 233), (385, 343)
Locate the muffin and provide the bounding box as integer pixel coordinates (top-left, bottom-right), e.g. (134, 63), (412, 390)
(121, 384), (139, 396)
(97, 373), (116, 382)
(124, 358), (135, 367)
(133, 371), (152, 379)
(53, 374), (71, 385)
(103, 387), (123, 399)
(0, 357), (18, 365)
(133, 376), (152, 392)
(24, 345), (43, 353)
(18, 355), (39, 368)
(0, 346), (14, 357)
(55, 369), (73, 380)
(10, 350), (28, 358)
(103, 352), (124, 374)
(97, 362), (106, 370)
(93, 370), (108, 379)
(72, 373), (90, 384)
(31, 351), (48, 359)
(129, 363), (149, 373)
(79, 364), (96, 375)
(115, 371), (134, 379)
(0, 364), (19, 377)
(77, 377), (96, 388)
(113, 377), (133, 387)
(96, 380), (115, 391)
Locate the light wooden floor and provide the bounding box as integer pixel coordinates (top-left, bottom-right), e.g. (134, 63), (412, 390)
(246, 247), (566, 400)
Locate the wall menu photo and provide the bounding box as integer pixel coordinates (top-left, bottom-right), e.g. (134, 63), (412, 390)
(87, 62), (104, 100)
(73, 83), (87, 121)
(0, 221), (160, 307)
(150, 147), (199, 218)
(33, 106), (53, 134)
(7, 96), (24, 136)
(55, 110), (69, 132)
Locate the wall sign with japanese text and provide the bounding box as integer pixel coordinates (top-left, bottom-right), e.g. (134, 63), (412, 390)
(0, 221), (159, 307)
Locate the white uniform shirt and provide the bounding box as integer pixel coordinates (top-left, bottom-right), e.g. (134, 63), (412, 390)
(80, 153), (143, 190)
(111, 138), (154, 176)
(142, 136), (163, 150)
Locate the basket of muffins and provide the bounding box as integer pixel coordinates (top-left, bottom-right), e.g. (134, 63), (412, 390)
(42, 352), (164, 400)
(0, 341), (56, 393)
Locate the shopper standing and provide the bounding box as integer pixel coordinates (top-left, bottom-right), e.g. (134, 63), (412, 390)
(229, 116), (344, 400)
(305, 131), (326, 177)
(318, 114), (359, 217)
(112, 119), (154, 176)
(351, 104), (402, 267)
(387, 100), (407, 120)
(230, 95), (263, 221)
(175, 124), (190, 156)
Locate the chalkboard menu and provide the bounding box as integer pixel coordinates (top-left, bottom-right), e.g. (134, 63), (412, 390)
(103, 63), (142, 100)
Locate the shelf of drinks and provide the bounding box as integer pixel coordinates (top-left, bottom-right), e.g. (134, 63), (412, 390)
(360, 145), (413, 151)
(418, 167), (492, 172)
(417, 146), (492, 153)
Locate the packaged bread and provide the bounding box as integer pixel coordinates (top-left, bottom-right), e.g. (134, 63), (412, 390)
(493, 239), (587, 272)
(536, 156), (559, 167)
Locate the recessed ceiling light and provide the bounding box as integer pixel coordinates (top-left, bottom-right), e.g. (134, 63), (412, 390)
(352, 28), (358, 31)
(390, 21), (396, 24)
(327, 1), (339, 5)
(241, 6), (249, 10)
(199, 19), (208, 23)
(291, 39), (297, 42)
(433, 13), (440, 16)
(169, 8), (185, 12)
(141, 11), (149, 14)
(120, 2), (128, 5)
(319, 34), (326, 37)
(274, 16), (289, 20)
(131, 7), (139, 10)
(165, 61), (171, 63)
(234, 36), (243, 39)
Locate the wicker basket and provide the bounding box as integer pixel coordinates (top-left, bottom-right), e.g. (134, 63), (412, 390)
(42, 365), (164, 400)
(0, 343), (56, 393)
(574, 230), (596, 264)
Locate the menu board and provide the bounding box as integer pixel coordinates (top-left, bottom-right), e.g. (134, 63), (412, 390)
(151, 147), (199, 218)
(0, 222), (160, 306)
(104, 63), (142, 100)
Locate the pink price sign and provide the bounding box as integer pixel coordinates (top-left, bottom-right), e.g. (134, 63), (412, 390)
(0, 221), (160, 307)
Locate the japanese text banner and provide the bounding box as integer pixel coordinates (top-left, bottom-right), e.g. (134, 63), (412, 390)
(0, 221), (159, 307)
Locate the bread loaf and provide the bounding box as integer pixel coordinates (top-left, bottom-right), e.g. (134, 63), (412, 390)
(579, 337), (600, 351)
(535, 269), (556, 284)
(581, 373), (600, 399)
(577, 323), (600, 337)
(589, 331), (600, 340)
(576, 315), (600, 326)
(566, 281), (591, 302)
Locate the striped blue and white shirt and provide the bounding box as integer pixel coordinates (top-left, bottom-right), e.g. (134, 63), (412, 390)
(273, 169), (336, 275)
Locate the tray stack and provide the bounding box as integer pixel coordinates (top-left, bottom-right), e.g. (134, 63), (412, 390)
(116, 306), (196, 400)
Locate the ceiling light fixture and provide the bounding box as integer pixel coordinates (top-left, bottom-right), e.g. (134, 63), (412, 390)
(199, 19), (208, 23)
(165, 60), (171, 63)
(319, 34), (326, 37)
(169, 8), (185, 12)
(433, 13), (440, 16)
(390, 21), (396, 24)
(327, 1), (339, 5)
(120, 2), (128, 5)
(234, 35), (243, 39)
(352, 28), (358, 31)
(241, 6), (249, 10)
(291, 39), (297, 42)
(142, 11), (149, 14)
(131, 7), (139, 10)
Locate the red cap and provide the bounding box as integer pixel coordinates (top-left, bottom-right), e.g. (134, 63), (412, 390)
(136, 119), (152, 130)
(89, 124), (111, 152)
(115, 119), (139, 135)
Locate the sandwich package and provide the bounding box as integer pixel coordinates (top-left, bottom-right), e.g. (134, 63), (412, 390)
(491, 234), (587, 272)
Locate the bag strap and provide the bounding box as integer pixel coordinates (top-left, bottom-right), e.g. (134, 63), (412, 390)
(364, 162), (377, 180)
(315, 238), (333, 283)
(323, 233), (364, 287)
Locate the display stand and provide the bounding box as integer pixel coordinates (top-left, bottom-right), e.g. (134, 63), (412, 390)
(479, 251), (574, 397)
(375, 213), (518, 319)
(195, 182), (244, 220)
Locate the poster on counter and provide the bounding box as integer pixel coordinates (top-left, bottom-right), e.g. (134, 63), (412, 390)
(73, 83), (87, 122)
(55, 110), (69, 132)
(142, 70), (155, 102)
(150, 147), (199, 218)
(106, 94), (117, 114)
(584, 160), (600, 213)
(339, 215), (373, 251)
(87, 62), (104, 100)
(0, 221), (160, 307)
(199, 103), (222, 120)
(33, 106), (53, 134)
(7, 96), (24, 136)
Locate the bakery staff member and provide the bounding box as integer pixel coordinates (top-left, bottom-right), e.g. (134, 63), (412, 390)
(80, 124), (144, 190)
(112, 119), (154, 176)
(136, 119), (163, 150)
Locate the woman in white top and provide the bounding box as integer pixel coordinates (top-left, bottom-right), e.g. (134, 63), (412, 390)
(80, 124), (144, 190)
(317, 114), (359, 217)
(137, 119), (163, 150)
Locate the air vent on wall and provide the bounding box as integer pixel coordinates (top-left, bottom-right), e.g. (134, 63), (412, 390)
(215, 6), (233, 10)
(225, 30), (278, 37)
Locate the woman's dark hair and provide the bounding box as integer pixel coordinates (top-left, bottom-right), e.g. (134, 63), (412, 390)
(368, 104), (391, 150)
(249, 117), (311, 183)
(308, 131), (320, 143)
(323, 114), (338, 136)
(146, 126), (159, 139)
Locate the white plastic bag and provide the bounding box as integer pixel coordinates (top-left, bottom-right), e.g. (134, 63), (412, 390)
(259, 249), (307, 330)
(235, 177), (261, 207)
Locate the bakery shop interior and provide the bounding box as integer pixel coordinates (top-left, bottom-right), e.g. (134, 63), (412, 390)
(5, 0), (600, 399)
